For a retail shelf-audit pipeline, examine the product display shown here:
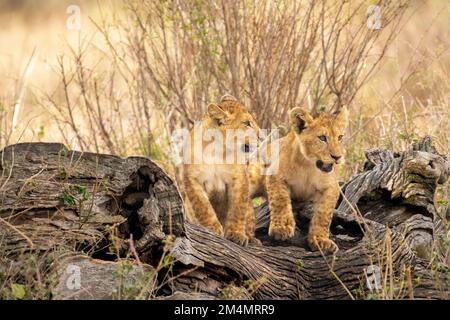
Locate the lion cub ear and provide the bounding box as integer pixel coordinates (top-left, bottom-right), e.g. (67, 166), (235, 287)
(220, 94), (238, 102)
(289, 107), (313, 133)
(208, 103), (228, 125)
(333, 105), (349, 129)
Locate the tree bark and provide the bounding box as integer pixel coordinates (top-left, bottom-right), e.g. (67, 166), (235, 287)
(0, 137), (448, 300)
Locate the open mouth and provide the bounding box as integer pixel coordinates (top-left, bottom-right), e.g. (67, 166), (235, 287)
(316, 160), (333, 173)
(241, 143), (252, 153)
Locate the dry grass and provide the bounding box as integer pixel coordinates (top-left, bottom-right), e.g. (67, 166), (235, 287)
(2, 0), (447, 200)
(0, 0), (449, 300)
(0, 1), (447, 160)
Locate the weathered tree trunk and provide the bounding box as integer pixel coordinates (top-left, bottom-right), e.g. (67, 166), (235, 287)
(0, 138), (448, 300)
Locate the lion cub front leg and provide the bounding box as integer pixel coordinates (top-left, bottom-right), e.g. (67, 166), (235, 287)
(244, 200), (261, 245)
(225, 172), (251, 246)
(184, 176), (223, 236)
(266, 175), (296, 240)
(308, 187), (339, 254)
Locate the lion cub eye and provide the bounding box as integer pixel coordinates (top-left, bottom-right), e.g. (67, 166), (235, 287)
(338, 135), (344, 142)
(243, 120), (252, 128)
(318, 135), (327, 142)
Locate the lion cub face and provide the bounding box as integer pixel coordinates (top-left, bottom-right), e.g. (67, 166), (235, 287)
(289, 106), (349, 173)
(205, 95), (260, 156)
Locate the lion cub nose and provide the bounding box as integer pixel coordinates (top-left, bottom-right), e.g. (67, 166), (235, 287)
(331, 154), (341, 162)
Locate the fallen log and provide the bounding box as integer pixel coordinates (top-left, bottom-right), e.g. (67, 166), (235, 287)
(0, 137), (448, 299)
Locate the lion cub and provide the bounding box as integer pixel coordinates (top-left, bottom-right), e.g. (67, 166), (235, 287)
(182, 95), (260, 246)
(249, 106), (348, 253)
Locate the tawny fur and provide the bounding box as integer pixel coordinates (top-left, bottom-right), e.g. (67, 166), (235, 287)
(182, 95), (260, 246)
(249, 106), (349, 253)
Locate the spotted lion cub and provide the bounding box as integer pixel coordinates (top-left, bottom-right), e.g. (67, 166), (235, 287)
(182, 95), (260, 246)
(249, 106), (348, 253)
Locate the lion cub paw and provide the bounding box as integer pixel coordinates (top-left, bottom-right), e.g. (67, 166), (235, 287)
(268, 216), (296, 241)
(225, 229), (249, 246)
(205, 221), (224, 236)
(308, 235), (338, 254)
(248, 237), (262, 246)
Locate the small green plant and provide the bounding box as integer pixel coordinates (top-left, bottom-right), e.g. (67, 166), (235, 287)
(59, 185), (90, 206)
(60, 145), (70, 157)
(60, 189), (76, 206)
(56, 168), (69, 180)
(11, 283), (26, 300)
(112, 260), (154, 300)
(295, 258), (304, 270)
(0, 248), (57, 300)
(366, 292), (383, 300)
(37, 125), (45, 140)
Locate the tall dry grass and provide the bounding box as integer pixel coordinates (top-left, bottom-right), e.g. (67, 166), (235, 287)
(43, 0), (407, 151)
(0, 0), (449, 300)
(0, 0), (447, 198)
(0, 1), (444, 153)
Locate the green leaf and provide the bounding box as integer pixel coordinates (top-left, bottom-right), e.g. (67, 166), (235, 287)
(11, 283), (26, 299)
(61, 145), (70, 157)
(38, 125), (45, 139)
(399, 132), (408, 140)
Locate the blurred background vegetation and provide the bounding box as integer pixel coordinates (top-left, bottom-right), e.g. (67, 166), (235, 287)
(0, 1), (448, 200)
(0, 0), (449, 300)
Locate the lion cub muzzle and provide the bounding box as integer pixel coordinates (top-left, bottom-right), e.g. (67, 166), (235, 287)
(316, 160), (334, 173)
